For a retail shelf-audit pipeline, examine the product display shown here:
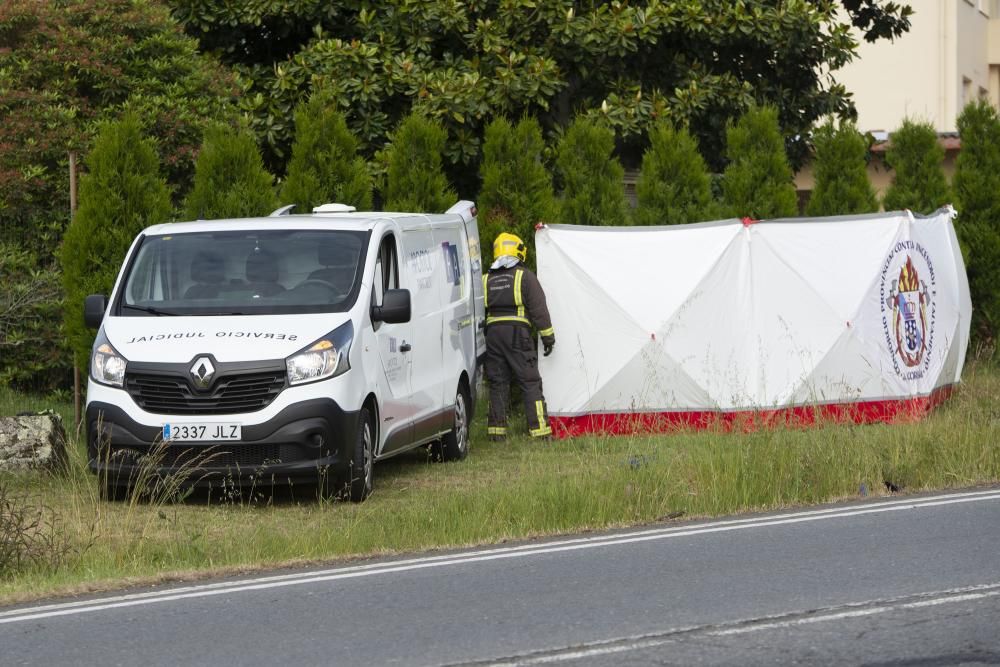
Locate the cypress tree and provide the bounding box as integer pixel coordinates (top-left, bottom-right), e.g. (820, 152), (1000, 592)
(280, 92), (373, 212)
(882, 118), (951, 214)
(806, 121), (879, 216)
(478, 116), (556, 267)
(183, 123), (278, 220)
(60, 113), (172, 368)
(635, 121), (717, 225)
(384, 113), (456, 213)
(721, 105), (799, 219)
(555, 118), (628, 226)
(954, 100), (1000, 342)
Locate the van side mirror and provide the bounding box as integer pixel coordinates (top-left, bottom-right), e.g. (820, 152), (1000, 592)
(84, 294), (108, 329)
(372, 289), (411, 324)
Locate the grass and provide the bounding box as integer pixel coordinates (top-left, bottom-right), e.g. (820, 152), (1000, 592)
(0, 360), (998, 604)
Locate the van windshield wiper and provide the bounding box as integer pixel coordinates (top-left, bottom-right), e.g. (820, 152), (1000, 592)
(122, 304), (179, 316)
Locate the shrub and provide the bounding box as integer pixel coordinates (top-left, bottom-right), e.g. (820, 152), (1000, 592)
(882, 118), (952, 214)
(0, 481), (78, 579)
(635, 121), (718, 226)
(0, 0), (238, 260)
(60, 113), (172, 369)
(0, 245), (68, 392)
(383, 113), (456, 213)
(953, 100), (1000, 343)
(183, 123), (279, 220)
(806, 121), (879, 216)
(721, 105), (799, 220)
(280, 92), (373, 213)
(478, 116), (556, 267)
(555, 118), (628, 226)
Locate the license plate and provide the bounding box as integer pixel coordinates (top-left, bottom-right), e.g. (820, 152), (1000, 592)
(162, 423), (242, 442)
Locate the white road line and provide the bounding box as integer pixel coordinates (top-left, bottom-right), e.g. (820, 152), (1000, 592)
(484, 583), (1000, 665)
(1, 488), (998, 625)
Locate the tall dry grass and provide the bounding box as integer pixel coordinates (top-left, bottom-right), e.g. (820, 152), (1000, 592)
(0, 358), (997, 603)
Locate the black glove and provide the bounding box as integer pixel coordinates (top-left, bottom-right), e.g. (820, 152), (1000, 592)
(542, 335), (555, 357)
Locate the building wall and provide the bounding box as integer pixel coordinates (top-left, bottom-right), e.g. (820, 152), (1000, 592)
(833, 0), (991, 134)
(794, 1), (986, 207)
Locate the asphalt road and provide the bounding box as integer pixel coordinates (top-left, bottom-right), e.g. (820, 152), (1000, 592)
(2, 488), (999, 666)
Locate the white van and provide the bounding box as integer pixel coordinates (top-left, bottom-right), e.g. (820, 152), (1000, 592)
(83, 201), (485, 501)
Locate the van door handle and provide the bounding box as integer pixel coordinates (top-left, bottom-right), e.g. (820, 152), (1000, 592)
(400, 342), (412, 352)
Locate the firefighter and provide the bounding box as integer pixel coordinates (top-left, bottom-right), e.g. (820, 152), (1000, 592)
(483, 232), (555, 441)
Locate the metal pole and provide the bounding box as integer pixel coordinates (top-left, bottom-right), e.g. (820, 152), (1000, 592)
(69, 151), (81, 432)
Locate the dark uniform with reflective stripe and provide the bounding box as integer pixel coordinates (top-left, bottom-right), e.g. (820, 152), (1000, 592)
(484, 263), (555, 439)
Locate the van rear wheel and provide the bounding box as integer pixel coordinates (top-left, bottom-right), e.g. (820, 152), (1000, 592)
(433, 384), (470, 462)
(339, 406), (374, 502)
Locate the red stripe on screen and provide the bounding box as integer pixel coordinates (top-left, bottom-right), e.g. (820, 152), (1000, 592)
(549, 385), (956, 439)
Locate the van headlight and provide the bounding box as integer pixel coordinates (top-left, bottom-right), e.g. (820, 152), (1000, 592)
(91, 334), (128, 387)
(285, 321), (353, 386)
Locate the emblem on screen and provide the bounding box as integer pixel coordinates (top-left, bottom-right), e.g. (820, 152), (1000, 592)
(879, 241), (936, 381)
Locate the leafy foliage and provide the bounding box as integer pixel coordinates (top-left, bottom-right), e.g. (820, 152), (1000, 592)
(0, 0), (239, 259)
(60, 114), (173, 368)
(805, 121), (879, 216)
(954, 101), (1000, 343)
(183, 123), (279, 220)
(830, 0), (913, 42)
(383, 113), (456, 213)
(0, 482), (80, 580)
(280, 91), (373, 213)
(0, 245), (67, 391)
(721, 106), (799, 219)
(555, 118), (628, 227)
(882, 119), (952, 214)
(171, 0), (904, 175)
(635, 122), (718, 226)
(478, 117), (556, 267)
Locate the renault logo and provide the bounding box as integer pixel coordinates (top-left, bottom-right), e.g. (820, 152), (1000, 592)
(190, 357), (215, 389)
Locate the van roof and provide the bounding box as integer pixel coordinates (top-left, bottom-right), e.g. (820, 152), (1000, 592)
(142, 211), (460, 236)
(141, 201), (477, 236)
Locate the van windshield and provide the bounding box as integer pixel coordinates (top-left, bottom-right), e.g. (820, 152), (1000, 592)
(120, 229), (369, 316)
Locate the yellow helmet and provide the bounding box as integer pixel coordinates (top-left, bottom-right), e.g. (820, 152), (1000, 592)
(493, 232), (527, 262)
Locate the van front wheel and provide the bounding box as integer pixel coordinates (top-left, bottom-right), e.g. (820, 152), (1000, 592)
(433, 384), (470, 462)
(341, 406), (374, 502)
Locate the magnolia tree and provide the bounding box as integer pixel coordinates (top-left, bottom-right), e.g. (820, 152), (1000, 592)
(172, 0), (911, 177)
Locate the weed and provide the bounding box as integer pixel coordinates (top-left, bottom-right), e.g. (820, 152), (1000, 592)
(0, 478), (90, 579)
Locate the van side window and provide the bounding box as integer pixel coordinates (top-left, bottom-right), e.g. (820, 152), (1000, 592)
(371, 234), (399, 329)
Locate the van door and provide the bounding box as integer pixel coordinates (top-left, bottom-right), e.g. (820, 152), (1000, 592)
(462, 216), (486, 361)
(371, 232), (413, 452)
(434, 222), (475, 404)
(400, 225), (446, 445)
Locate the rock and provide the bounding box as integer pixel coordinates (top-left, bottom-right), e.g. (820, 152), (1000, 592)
(0, 412), (68, 473)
